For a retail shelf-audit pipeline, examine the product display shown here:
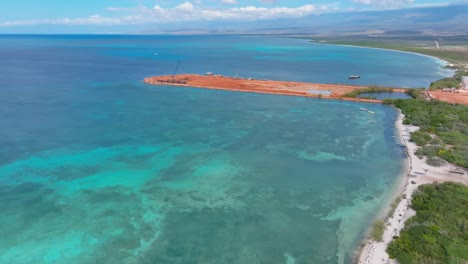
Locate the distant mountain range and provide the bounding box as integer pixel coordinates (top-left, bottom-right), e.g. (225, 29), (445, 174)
(143, 4), (468, 36)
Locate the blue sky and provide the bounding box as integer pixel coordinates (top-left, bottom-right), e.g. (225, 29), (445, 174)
(0, 0), (460, 31)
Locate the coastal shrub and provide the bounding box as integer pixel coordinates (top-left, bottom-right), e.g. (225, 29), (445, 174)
(405, 88), (425, 99)
(410, 130), (432, 146)
(426, 156), (445, 167)
(414, 149), (424, 159)
(430, 70), (468, 90)
(429, 137), (444, 146)
(368, 86), (394, 93)
(382, 99), (393, 105)
(415, 145), (444, 159)
(387, 183), (468, 264)
(370, 220), (385, 241)
(453, 70), (468, 80)
(430, 77), (461, 90)
(439, 131), (467, 145)
(385, 99), (468, 168)
(440, 149), (468, 168)
(343, 86), (394, 98)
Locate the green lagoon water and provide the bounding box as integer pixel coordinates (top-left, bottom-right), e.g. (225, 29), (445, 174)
(0, 35), (440, 264)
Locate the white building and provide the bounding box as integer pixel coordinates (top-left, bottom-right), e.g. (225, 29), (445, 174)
(462, 76), (468, 90)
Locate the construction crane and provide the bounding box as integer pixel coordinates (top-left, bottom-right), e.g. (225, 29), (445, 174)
(171, 60), (181, 83)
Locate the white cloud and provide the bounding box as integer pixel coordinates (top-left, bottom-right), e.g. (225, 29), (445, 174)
(352, 0), (415, 8)
(0, 16), (122, 26)
(176, 2), (195, 12)
(221, 0), (238, 4)
(0, 3), (327, 26)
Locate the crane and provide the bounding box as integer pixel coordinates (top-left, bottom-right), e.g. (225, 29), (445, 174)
(171, 60), (181, 83)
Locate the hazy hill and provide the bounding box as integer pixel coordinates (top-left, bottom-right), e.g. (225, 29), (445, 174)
(146, 4), (468, 36)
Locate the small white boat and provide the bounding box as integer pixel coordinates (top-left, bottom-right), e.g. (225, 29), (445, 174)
(360, 108), (368, 111)
(368, 111), (375, 114)
(348, 75), (360, 80)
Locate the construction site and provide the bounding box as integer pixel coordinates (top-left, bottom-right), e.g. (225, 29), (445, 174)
(143, 61), (468, 105)
(144, 73), (413, 104)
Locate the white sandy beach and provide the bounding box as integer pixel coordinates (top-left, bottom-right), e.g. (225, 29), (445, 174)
(355, 111), (468, 264)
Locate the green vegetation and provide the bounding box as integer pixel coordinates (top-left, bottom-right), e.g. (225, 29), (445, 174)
(389, 197), (402, 218)
(315, 36), (468, 65)
(387, 182), (468, 264)
(410, 130), (432, 146)
(343, 86), (394, 98)
(430, 69), (468, 90)
(405, 88), (425, 99)
(426, 156), (446, 167)
(384, 99), (468, 168)
(414, 145), (444, 160)
(369, 196), (405, 242)
(370, 220), (385, 242)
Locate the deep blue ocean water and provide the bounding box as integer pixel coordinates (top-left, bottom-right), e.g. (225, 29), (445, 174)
(0, 35), (450, 264)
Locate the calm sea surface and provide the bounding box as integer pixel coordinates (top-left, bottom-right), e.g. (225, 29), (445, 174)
(357, 92), (413, 100)
(0, 35), (449, 264)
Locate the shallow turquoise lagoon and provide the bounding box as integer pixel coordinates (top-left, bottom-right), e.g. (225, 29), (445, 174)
(0, 87), (404, 263)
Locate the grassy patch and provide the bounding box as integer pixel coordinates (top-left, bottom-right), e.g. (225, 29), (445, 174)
(370, 220), (385, 242)
(387, 196), (402, 219)
(405, 88), (425, 99)
(343, 86), (394, 98)
(410, 130), (432, 146)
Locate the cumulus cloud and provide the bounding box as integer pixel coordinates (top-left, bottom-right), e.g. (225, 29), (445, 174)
(143, 2), (320, 20)
(0, 3), (327, 26)
(176, 2), (196, 11)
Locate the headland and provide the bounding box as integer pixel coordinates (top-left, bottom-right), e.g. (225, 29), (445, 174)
(144, 74), (409, 104)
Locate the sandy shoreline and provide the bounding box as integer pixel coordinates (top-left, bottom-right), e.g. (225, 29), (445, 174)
(355, 110), (468, 264)
(307, 40), (456, 72)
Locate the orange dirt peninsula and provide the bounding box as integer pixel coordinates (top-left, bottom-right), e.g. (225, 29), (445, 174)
(144, 74), (386, 103)
(429, 90), (468, 105)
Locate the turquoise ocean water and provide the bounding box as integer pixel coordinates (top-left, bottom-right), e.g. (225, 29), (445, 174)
(0, 35), (452, 264)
